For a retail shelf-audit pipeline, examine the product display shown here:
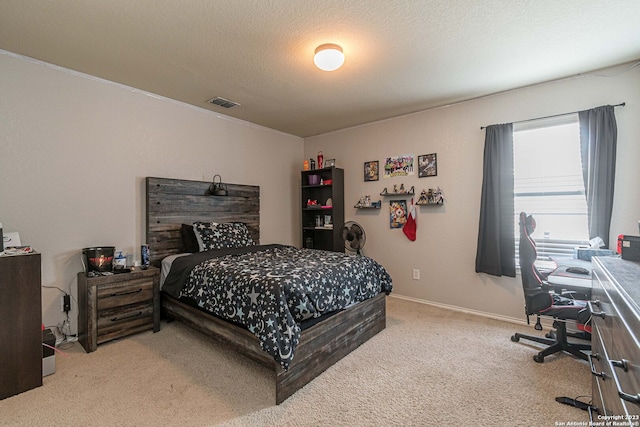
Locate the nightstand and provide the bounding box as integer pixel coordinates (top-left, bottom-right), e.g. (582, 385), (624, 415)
(78, 267), (160, 352)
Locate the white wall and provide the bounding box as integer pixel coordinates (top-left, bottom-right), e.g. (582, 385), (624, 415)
(305, 62), (640, 321)
(0, 51), (303, 333)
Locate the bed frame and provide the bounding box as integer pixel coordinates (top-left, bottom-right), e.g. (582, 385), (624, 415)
(145, 177), (386, 404)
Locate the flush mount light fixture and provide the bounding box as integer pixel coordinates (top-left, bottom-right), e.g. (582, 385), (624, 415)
(314, 43), (344, 71)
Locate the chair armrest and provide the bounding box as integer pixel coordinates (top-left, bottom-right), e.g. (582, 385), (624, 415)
(540, 280), (553, 292)
(538, 270), (551, 280)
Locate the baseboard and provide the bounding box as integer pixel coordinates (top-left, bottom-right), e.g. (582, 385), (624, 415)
(389, 294), (536, 327)
(389, 294), (582, 333)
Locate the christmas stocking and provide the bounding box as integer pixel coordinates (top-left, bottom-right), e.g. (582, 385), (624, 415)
(403, 200), (417, 241)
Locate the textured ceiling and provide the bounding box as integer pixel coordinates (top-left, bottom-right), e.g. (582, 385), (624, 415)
(1, 0), (639, 137)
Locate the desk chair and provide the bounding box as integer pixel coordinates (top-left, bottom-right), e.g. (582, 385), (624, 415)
(511, 212), (591, 363)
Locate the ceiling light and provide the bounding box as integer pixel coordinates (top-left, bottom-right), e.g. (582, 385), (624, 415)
(314, 44), (344, 71)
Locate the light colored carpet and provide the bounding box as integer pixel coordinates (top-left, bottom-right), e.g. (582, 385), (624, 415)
(0, 297), (591, 426)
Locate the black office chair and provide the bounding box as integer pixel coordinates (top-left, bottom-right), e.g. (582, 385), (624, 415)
(511, 212), (591, 363)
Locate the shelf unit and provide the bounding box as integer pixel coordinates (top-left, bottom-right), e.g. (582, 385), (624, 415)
(301, 167), (344, 252)
(0, 252), (42, 400)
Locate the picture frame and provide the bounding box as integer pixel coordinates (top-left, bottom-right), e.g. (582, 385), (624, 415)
(389, 200), (407, 229)
(325, 158), (336, 168)
(383, 155), (414, 178)
(418, 153), (437, 178)
(364, 160), (379, 182)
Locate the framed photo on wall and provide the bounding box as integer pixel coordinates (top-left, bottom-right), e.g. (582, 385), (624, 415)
(383, 155), (414, 178)
(364, 160), (379, 181)
(389, 200), (407, 229)
(418, 153), (437, 177)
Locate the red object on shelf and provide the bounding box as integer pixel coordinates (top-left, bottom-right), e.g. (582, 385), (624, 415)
(617, 234), (625, 254)
(317, 151), (324, 169)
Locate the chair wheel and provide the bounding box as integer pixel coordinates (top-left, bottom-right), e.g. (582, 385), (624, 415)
(533, 354), (544, 363)
(511, 335), (519, 342)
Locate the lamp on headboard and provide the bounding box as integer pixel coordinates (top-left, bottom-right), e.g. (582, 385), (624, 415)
(206, 174), (228, 196)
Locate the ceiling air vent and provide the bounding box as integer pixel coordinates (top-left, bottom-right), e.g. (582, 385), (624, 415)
(207, 96), (240, 109)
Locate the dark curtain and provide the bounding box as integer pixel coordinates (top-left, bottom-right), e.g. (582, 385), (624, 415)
(475, 123), (516, 277)
(579, 106), (617, 248)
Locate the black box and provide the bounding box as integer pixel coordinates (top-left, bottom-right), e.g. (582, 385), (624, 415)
(43, 328), (55, 376)
(621, 235), (640, 262)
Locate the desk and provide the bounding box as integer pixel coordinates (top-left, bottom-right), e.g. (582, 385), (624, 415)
(589, 257), (640, 422)
(548, 256), (593, 271)
(547, 256), (592, 299)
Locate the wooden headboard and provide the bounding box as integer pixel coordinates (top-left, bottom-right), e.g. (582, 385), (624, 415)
(145, 177), (260, 266)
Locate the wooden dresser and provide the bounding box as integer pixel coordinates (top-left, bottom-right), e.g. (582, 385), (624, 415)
(78, 267), (160, 352)
(589, 257), (640, 424)
(0, 252), (42, 400)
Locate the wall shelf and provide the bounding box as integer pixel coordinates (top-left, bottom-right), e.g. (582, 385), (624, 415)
(416, 187), (445, 205)
(380, 190), (414, 196)
(354, 198), (381, 209)
(415, 200), (444, 206)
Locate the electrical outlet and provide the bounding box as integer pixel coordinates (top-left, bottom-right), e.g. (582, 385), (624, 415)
(412, 269), (420, 280)
(62, 295), (71, 312)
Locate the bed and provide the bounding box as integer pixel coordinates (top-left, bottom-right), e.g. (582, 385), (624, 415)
(145, 176), (392, 404)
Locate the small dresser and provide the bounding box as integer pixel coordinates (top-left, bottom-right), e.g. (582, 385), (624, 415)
(78, 267), (160, 352)
(589, 257), (640, 424)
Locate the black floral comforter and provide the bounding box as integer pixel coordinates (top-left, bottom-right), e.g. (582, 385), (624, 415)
(162, 244), (393, 370)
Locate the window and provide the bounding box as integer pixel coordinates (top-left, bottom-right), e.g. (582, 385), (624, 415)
(513, 114), (589, 264)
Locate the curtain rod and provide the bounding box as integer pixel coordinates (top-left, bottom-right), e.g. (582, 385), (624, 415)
(480, 102), (625, 130)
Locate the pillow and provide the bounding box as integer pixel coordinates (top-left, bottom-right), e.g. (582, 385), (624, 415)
(193, 221), (255, 251)
(180, 224), (200, 253)
(192, 221), (217, 252)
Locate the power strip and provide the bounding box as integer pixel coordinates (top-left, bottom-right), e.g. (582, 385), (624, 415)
(61, 294), (71, 312)
(55, 336), (78, 346)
